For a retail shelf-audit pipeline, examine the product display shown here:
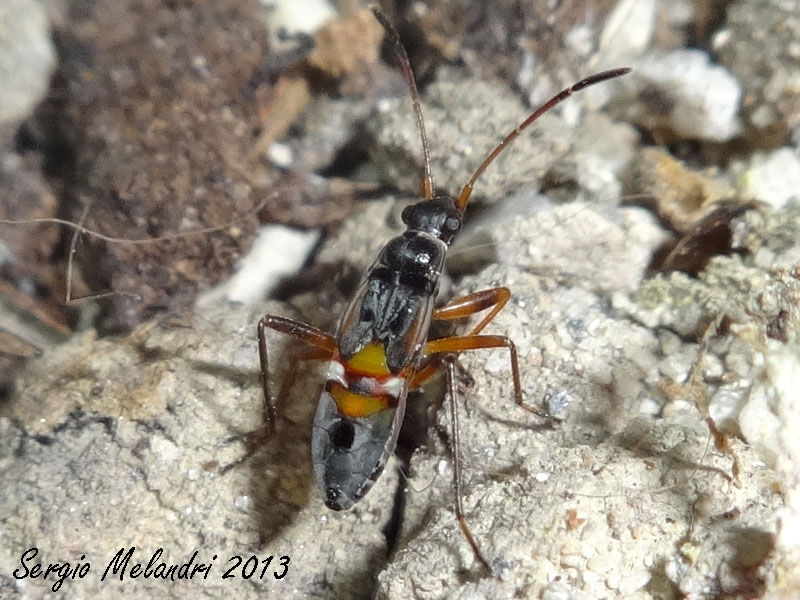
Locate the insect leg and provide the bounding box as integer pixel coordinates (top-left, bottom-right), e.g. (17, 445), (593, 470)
(423, 334), (548, 417)
(409, 355), (474, 394)
(409, 352), (493, 570)
(432, 286), (510, 336)
(408, 288), (513, 390)
(258, 315), (337, 432)
(408, 360), (442, 390)
(421, 333), (549, 571)
(443, 354), (492, 573)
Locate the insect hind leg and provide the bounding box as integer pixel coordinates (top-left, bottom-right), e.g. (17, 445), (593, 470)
(443, 354), (492, 573)
(417, 313), (551, 571)
(258, 314), (337, 432)
(219, 315), (335, 474)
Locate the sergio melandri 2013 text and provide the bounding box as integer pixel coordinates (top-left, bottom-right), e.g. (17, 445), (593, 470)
(13, 546), (290, 592)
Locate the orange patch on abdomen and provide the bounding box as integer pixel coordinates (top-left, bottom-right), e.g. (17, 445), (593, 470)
(329, 382), (391, 418)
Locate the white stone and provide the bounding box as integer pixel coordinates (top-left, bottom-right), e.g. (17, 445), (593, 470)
(737, 147), (800, 209)
(260, 0), (337, 47)
(635, 49), (742, 142)
(597, 0), (658, 67)
(197, 224), (320, 306)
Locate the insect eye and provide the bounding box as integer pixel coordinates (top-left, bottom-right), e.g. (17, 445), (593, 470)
(445, 217), (460, 231)
(401, 205), (414, 224)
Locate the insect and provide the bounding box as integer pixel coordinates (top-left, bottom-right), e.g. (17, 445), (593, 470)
(257, 7), (630, 571)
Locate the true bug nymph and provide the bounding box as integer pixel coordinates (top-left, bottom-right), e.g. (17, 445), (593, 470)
(257, 7), (630, 571)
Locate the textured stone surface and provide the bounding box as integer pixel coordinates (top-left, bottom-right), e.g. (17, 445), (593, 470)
(0, 302), (397, 599)
(610, 49), (742, 142)
(716, 0), (800, 140)
(3, 191), (791, 598)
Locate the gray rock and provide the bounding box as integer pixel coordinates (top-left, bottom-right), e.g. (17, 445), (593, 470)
(734, 147), (800, 210)
(715, 0), (800, 140)
(372, 197), (782, 599)
(1, 176), (790, 600)
(368, 76), (582, 203)
(3, 2), (800, 597)
(0, 302), (396, 599)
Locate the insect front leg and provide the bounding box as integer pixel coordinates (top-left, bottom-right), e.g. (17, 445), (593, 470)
(257, 315), (337, 432)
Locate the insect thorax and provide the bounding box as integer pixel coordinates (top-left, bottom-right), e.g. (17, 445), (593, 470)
(336, 219), (451, 374)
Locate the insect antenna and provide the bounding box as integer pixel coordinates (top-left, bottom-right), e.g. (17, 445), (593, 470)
(456, 67), (632, 213)
(371, 6), (435, 200)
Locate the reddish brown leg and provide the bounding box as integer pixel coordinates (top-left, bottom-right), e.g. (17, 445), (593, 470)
(409, 287), (511, 391)
(412, 290), (548, 571)
(432, 286), (510, 336)
(443, 354), (492, 573)
(418, 331), (548, 573)
(258, 315), (336, 432)
(423, 334), (547, 418)
(219, 317), (334, 474)
(408, 360), (441, 390)
(431, 287), (547, 415)
(408, 354), (492, 572)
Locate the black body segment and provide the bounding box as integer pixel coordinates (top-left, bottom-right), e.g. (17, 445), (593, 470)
(401, 196), (463, 243)
(337, 228), (447, 373)
(311, 385), (408, 510)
